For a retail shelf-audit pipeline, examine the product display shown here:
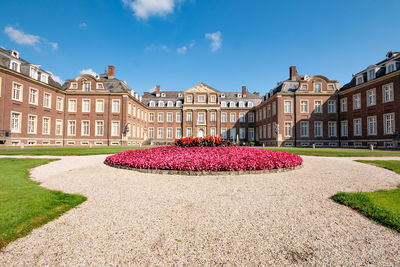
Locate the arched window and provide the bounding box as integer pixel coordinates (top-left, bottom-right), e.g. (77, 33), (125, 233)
(230, 101), (235, 108)
(239, 101), (245, 108)
(221, 101), (227, 107)
(248, 102), (254, 108)
(158, 101), (164, 107)
(176, 101), (182, 107)
(167, 101), (173, 107)
(149, 101), (155, 107)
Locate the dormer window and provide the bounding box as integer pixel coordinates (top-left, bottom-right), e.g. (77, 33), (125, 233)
(239, 101), (245, 108)
(230, 101), (235, 108)
(178, 93), (183, 97)
(301, 84), (307, 90)
(356, 75), (364, 85)
(221, 101), (227, 107)
(149, 101), (155, 107)
(314, 83), (321, 93)
(211, 95), (216, 102)
(387, 62), (396, 74)
(248, 102), (254, 108)
(187, 95), (192, 102)
(158, 101), (164, 107)
(96, 83), (104, 89)
(11, 50), (19, 58)
(30, 66), (39, 80)
(70, 82), (78, 89)
(10, 61), (20, 72)
(176, 101), (182, 107)
(328, 84), (335, 90)
(167, 101), (173, 107)
(237, 93), (242, 98)
(41, 74), (48, 84)
(161, 93), (166, 97)
(367, 69), (375, 81)
(83, 82), (90, 92)
(221, 94), (225, 98)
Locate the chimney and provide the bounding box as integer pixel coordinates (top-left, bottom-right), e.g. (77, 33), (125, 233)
(108, 65), (115, 79)
(289, 66), (297, 81)
(156, 85), (160, 97)
(242, 86), (247, 97)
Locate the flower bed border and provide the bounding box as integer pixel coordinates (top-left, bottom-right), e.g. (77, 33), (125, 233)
(104, 160), (303, 176)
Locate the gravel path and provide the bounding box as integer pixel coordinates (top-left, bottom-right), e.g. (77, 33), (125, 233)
(1, 155), (400, 265)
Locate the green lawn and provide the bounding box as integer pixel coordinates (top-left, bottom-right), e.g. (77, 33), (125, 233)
(0, 147), (142, 156)
(0, 158), (86, 249)
(264, 147), (400, 157)
(332, 160), (400, 232)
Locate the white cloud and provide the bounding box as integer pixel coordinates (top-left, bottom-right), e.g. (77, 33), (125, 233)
(189, 40), (195, 48)
(79, 68), (98, 77)
(4, 26), (40, 46)
(79, 22), (87, 29)
(145, 44), (169, 52)
(50, 74), (64, 85)
(177, 46), (187, 54)
(122, 0), (181, 20)
(205, 31), (222, 52)
(4, 26), (59, 51)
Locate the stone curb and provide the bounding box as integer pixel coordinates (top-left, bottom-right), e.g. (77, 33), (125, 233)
(103, 161), (303, 176)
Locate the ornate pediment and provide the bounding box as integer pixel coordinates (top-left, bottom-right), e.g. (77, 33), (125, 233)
(185, 83), (220, 93)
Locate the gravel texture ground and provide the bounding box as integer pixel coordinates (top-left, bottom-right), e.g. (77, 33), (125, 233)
(1, 155), (400, 265)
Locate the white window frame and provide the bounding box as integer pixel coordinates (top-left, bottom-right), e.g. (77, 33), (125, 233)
(112, 99), (120, 113)
(11, 112), (21, 133)
(341, 120), (348, 137)
(328, 121), (337, 137)
(55, 119), (63, 136)
(96, 99), (104, 113)
(111, 121), (120, 136)
(300, 121), (309, 137)
(68, 99), (77, 112)
(68, 120), (76, 136)
(28, 114), (37, 134)
(353, 118), (362, 136)
(314, 121), (323, 137)
(12, 82), (23, 102)
(367, 116), (377, 136)
(82, 99), (91, 113)
(367, 88), (376, 106)
(353, 94), (361, 110)
(81, 120), (90, 136)
(29, 88), (38, 105)
(284, 100), (292, 113)
(314, 100), (322, 113)
(382, 83), (394, 103)
(42, 117), (51, 135)
(383, 113), (395, 135)
(328, 100), (336, 113)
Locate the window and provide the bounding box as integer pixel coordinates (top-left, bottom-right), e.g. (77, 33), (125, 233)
(221, 101), (227, 107)
(167, 101), (173, 107)
(82, 99), (90, 112)
(11, 112), (21, 133)
(267, 105), (271, 117)
(367, 69), (375, 81)
(248, 128), (254, 141)
(128, 103), (132, 115)
(96, 83), (104, 89)
(68, 121), (76, 136)
(186, 127), (192, 137)
(198, 112), (205, 123)
(387, 63), (396, 73)
(43, 93), (51, 108)
(148, 113), (154, 122)
(328, 84), (335, 90)
(367, 116), (377, 136)
(56, 120), (63, 135)
(221, 128), (227, 139)
(272, 123), (277, 137)
(341, 121), (348, 137)
(356, 75), (364, 85)
(248, 102), (254, 108)
(157, 128), (163, 139)
(69, 99), (77, 112)
(211, 112), (216, 122)
(230, 128), (236, 141)
(176, 101), (182, 107)
(239, 113), (245, 123)
(96, 99), (104, 112)
(239, 102), (245, 108)
(41, 74), (48, 83)
(300, 121), (309, 137)
(198, 95), (205, 102)
(263, 107), (266, 119)
(365, 88), (376, 106)
(230, 113), (236, 122)
(341, 98), (347, 112)
(158, 112), (164, 122)
(112, 122), (120, 136)
(353, 94), (361, 110)
(384, 113), (395, 135)
(301, 84), (308, 90)
(42, 117), (50, 135)
(383, 83), (394, 103)
(272, 102), (276, 115)
(12, 83), (22, 101)
(83, 82), (91, 92)
(230, 102), (235, 108)
(248, 112), (254, 123)
(221, 112), (227, 123)
(176, 128), (182, 139)
(300, 100), (308, 113)
(166, 112), (172, 122)
(158, 101), (164, 107)
(10, 61), (20, 72)
(28, 115), (37, 134)
(56, 97), (63, 111)
(29, 88), (38, 105)
(186, 112), (192, 122)
(328, 100), (336, 113)
(176, 112), (182, 122)
(314, 83), (321, 93)
(284, 100), (292, 113)
(70, 83), (78, 89)
(149, 101), (155, 107)
(167, 128), (173, 139)
(81, 121), (90, 136)
(314, 101), (322, 113)
(187, 95), (192, 102)
(284, 122), (292, 137)
(221, 94), (225, 98)
(267, 124), (271, 138)
(211, 95), (216, 102)
(211, 127), (216, 137)
(148, 128), (154, 139)
(239, 128), (245, 139)
(314, 122), (323, 137)
(112, 100), (120, 113)
(328, 122), (336, 137)
(353, 119), (362, 136)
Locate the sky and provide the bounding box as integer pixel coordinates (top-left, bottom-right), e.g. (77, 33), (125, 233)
(1, 0), (400, 94)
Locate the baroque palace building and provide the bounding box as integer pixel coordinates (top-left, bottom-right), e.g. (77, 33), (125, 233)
(0, 47), (399, 148)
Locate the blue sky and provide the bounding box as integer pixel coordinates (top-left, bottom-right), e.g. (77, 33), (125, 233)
(1, 0), (400, 94)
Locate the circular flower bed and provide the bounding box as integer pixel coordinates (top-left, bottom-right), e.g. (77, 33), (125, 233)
(105, 146), (302, 173)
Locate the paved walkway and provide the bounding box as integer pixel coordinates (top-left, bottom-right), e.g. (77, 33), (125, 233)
(1, 155), (399, 265)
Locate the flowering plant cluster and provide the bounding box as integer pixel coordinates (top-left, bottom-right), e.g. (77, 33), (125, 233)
(174, 136), (235, 147)
(105, 146), (302, 172)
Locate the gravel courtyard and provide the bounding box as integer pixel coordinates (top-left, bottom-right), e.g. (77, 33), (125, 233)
(1, 155), (400, 265)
